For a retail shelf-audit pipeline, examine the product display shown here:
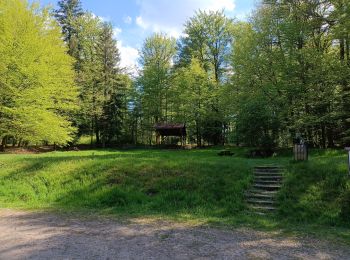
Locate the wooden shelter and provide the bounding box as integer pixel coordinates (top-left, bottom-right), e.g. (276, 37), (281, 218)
(154, 123), (186, 146)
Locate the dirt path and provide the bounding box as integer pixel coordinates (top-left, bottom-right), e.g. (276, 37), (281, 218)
(0, 209), (349, 259)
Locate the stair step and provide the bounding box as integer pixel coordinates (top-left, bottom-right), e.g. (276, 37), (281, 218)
(254, 170), (283, 174)
(253, 184), (281, 190)
(254, 171), (283, 175)
(254, 172), (283, 176)
(254, 166), (283, 169)
(254, 178), (283, 182)
(254, 174), (283, 178)
(254, 167), (284, 171)
(254, 181), (282, 186)
(254, 175), (283, 179)
(249, 189), (278, 194)
(247, 166), (283, 214)
(254, 168), (284, 172)
(248, 205), (277, 212)
(247, 199), (275, 205)
(246, 193), (277, 200)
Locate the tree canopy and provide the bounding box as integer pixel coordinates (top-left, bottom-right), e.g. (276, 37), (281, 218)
(1, 0), (350, 149)
(0, 0), (78, 148)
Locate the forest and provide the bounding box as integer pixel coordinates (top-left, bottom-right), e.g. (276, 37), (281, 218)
(2, 1), (350, 254)
(1, 0), (350, 150)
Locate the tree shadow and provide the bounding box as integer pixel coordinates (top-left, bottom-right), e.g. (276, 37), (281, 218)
(0, 209), (349, 259)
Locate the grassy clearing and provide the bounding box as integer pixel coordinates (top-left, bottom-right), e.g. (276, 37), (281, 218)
(0, 147), (349, 242)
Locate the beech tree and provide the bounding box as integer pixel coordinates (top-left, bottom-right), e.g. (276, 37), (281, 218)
(138, 33), (176, 143)
(0, 0), (78, 149)
(173, 59), (213, 146)
(176, 10), (233, 144)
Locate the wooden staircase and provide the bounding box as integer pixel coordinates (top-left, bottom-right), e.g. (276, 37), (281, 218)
(246, 166), (284, 214)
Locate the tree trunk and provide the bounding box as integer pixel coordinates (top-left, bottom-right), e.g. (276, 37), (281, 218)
(90, 119), (94, 146)
(95, 127), (100, 146)
(327, 127), (334, 148)
(196, 120), (201, 147)
(0, 137), (6, 152)
(346, 37), (349, 65)
(340, 38), (345, 61)
(321, 124), (326, 149)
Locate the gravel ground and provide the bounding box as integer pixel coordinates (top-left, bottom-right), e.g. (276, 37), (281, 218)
(0, 209), (349, 260)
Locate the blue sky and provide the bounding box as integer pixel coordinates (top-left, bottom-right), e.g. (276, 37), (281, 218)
(33, 0), (258, 72)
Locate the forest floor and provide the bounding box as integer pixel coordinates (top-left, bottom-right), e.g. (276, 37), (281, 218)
(1, 208), (350, 259)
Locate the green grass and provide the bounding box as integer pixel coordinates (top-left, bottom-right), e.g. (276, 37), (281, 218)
(0, 147), (349, 242)
(278, 149), (350, 226)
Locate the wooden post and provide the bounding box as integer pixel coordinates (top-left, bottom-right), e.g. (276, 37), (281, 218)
(156, 133), (160, 145)
(294, 144), (308, 161)
(345, 148), (350, 177)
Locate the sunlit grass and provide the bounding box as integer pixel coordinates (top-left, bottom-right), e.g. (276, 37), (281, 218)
(0, 147), (349, 242)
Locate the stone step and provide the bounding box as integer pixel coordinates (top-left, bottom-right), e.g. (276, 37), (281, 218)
(254, 175), (283, 180)
(248, 205), (277, 212)
(254, 178), (282, 184)
(254, 173), (283, 177)
(254, 170), (283, 174)
(255, 177), (282, 181)
(248, 189), (278, 195)
(254, 170), (284, 174)
(247, 199), (276, 205)
(246, 192), (277, 200)
(254, 166), (283, 170)
(254, 169), (283, 173)
(247, 166), (283, 214)
(253, 184), (281, 191)
(254, 180), (282, 185)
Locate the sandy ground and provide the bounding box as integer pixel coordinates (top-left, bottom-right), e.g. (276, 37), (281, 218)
(0, 209), (349, 260)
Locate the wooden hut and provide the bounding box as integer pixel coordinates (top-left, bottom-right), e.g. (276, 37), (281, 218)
(154, 123), (186, 146)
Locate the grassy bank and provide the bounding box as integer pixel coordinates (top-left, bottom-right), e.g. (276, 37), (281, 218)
(0, 147), (349, 241)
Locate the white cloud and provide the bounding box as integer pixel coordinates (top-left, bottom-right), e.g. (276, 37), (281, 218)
(136, 16), (181, 38)
(136, 16), (149, 29)
(91, 12), (110, 22)
(113, 27), (122, 38)
(124, 16), (132, 24)
(135, 0), (236, 38)
(117, 41), (139, 75)
(204, 0), (235, 12)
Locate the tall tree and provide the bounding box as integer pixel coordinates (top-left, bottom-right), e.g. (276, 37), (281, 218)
(180, 10), (233, 83)
(0, 0), (78, 149)
(173, 59), (213, 146)
(68, 14), (127, 146)
(177, 10), (233, 144)
(97, 22), (127, 145)
(330, 0), (350, 144)
(138, 33), (176, 143)
(54, 0), (84, 56)
(71, 13), (103, 144)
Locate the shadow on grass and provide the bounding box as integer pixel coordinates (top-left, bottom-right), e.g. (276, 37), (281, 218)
(0, 148), (349, 243)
